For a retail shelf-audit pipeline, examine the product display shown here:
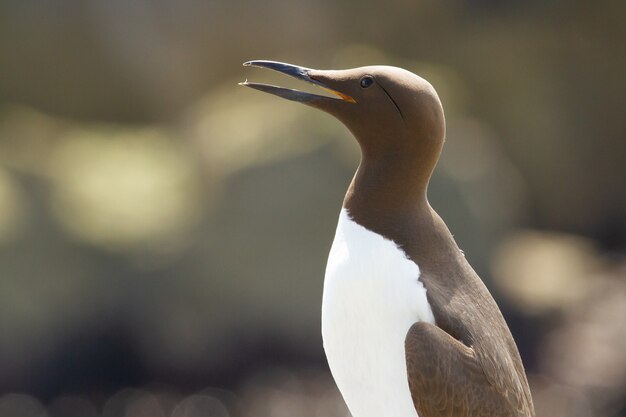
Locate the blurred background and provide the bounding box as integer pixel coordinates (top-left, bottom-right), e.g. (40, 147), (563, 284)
(0, 0), (624, 416)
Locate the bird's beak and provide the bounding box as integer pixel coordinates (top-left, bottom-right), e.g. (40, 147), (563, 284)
(240, 60), (356, 105)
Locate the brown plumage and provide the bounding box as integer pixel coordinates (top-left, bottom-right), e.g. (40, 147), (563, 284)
(242, 60), (535, 417)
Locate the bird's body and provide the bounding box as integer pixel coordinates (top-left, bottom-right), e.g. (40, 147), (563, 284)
(242, 60), (535, 417)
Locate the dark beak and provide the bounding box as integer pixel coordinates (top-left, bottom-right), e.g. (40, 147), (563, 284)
(240, 60), (355, 104)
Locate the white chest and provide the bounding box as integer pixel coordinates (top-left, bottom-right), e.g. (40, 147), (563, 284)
(321, 209), (435, 417)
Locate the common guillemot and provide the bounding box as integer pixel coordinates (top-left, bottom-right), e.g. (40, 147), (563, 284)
(241, 60), (534, 417)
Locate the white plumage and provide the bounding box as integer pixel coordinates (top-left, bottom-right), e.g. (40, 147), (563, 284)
(322, 208), (436, 417)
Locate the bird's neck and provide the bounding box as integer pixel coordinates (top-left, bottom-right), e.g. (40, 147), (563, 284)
(342, 154), (460, 267)
(344, 153), (430, 213)
(343, 156), (430, 232)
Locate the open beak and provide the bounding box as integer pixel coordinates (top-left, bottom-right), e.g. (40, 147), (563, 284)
(240, 60), (356, 104)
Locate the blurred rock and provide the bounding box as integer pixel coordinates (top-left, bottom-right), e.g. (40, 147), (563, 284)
(491, 230), (601, 314)
(0, 393), (47, 417)
(539, 266), (626, 415)
(49, 126), (205, 254)
(172, 394), (230, 417)
(530, 375), (592, 417)
(48, 396), (98, 417)
(0, 167), (26, 245)
(239, 368), (349, 417)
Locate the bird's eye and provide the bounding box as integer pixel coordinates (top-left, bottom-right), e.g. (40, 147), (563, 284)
(360, 76), (374, 88)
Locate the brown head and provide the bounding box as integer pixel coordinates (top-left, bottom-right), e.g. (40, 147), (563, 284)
(241, 60), (446, 203)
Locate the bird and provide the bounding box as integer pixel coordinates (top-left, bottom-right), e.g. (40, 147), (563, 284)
(241, 60), (535, 417)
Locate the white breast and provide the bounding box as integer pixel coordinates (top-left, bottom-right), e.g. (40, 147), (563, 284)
(322, 208), (435, 417)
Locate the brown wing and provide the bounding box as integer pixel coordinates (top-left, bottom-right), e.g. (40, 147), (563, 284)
(405, 321), (530, 417)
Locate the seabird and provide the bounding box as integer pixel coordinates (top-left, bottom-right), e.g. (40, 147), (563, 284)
(241, 60), (535, 417)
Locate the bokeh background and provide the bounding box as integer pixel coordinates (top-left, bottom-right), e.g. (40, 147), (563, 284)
(0, 0), (625, 416)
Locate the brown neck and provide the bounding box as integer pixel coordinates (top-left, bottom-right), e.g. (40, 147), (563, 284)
(344, 150), (431, 218)
(343, 153), (461, 271)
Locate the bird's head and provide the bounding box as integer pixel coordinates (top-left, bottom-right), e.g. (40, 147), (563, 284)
(241, 60), (445, 175)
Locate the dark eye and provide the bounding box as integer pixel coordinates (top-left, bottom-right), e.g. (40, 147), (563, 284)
(360, 76), (374, 88)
